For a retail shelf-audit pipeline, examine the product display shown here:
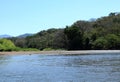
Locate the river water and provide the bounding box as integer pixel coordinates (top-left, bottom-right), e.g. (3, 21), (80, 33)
(0, 53), (120, 82)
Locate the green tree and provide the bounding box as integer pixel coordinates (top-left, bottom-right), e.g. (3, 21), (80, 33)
(64, 26), (83, 50)
(15, 38), (26, 48)
(105, 34), (120, 49)
(92, 37), (108, 50)
(8, 12), (120, 50)
(0, 39), (16, 51)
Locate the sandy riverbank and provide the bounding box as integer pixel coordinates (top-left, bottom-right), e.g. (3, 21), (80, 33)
(0, 50), (120, 55)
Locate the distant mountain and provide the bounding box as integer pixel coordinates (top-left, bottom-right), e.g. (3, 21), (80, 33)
(0, 34), (13, 38)
(17, 33), (33, 38)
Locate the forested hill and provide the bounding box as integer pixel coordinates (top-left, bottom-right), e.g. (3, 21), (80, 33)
(9, 12), (120, 50)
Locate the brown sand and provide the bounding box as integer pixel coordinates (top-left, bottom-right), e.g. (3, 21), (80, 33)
(0, 50), (120, 55)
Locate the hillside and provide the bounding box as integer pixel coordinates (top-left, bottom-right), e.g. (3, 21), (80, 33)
(9, 12), (120, 50)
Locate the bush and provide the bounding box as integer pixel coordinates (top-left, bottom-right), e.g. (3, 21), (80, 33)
(0, 39), (16, 51)
(105, 34), (120, 49)
(0, 39), (39, 51)
(92, 37), (108, 49)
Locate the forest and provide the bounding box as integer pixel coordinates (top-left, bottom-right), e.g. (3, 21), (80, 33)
(1, 12), (120, 51)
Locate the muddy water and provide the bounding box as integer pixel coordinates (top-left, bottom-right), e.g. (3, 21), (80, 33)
(0, 53), (120, 82)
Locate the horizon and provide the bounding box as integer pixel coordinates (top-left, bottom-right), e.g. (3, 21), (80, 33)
(0, 0), (120, 36)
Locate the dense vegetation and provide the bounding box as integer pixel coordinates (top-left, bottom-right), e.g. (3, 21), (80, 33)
(8, 12), (120, 50)
(0, 39), (17, 51)
(9, 29), (67, 50)
(0, 39), (38, 51)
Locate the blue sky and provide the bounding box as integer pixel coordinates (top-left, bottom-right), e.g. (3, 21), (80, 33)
(0, 0), (120, 36)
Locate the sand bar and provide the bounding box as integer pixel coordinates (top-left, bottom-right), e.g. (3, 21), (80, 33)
(0, 50), (120, 55)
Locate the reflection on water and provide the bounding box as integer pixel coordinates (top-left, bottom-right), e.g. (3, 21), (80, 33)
(0, 53), (120, 82)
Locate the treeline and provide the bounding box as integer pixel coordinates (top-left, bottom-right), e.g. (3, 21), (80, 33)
(9, 12), (120, 50)
(0, 39), (39, 51)
(9, 29), (67, 50)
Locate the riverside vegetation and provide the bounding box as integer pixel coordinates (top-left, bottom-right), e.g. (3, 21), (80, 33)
(1, 12), (120, 51)
(0, 39), (38, 51)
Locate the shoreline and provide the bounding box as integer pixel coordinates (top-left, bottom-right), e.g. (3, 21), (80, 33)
(0, 50), (120, 55)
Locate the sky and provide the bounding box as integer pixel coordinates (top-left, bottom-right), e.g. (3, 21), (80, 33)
(0, 0), (120, 36)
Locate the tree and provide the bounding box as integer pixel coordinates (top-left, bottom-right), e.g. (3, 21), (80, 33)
(64, 26), (83, 50)
(92, 37), (108, 50)
(105, 34), (120, 49)
(0, 39), (16, 51)
(8, 12), (120, 50)
(52, 29), (68, 49)
(15, 38), (26, 48)
(84, 37), (91, 49)
(73, 20), (92, 34)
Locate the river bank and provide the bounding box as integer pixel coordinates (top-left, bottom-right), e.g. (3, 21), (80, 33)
(0, 50), (120, 55)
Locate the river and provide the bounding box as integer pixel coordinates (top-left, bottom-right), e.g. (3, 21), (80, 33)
(0, 53), (120, 82)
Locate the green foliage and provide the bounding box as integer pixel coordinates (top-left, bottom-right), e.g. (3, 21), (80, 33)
(19, 48), (39, 51)
(9, 12), (120, 50)
(83, 37), (91, 49)
(0, 39), (16, 51)
(105, 34), (120, 49)
(92, 37), (108, 49)
(64, 26), (83, 50)
(24, 28), (67, 50)
(0, 39), (39, 51)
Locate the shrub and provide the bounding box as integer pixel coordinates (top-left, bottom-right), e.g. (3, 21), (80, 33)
(92, 37), (108, 49)
(0, 39), (16, 51)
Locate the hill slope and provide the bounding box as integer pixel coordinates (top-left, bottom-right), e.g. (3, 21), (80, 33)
(9, 12), (120, 50)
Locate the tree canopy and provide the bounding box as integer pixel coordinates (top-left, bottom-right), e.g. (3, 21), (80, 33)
(8, 12), (120, 50)
(0, 39), (16, 51)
